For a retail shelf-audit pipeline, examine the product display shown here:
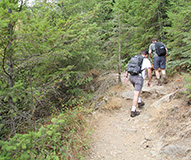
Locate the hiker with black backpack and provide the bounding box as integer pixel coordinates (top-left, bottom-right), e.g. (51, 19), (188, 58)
(125, 50), (152, 117)
(149, 38), (168, 85)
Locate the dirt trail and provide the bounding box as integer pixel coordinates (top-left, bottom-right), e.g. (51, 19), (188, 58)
(85, 73), (190, 160)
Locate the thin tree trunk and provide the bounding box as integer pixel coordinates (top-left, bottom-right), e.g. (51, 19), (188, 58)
(29, 68), (36, 131)
(8, 42), (16, 136)
(118, 13), (121, 83)
(7, 8), (16, 136)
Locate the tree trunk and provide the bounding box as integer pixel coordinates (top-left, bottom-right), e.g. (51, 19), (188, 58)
(118, 13), (121, 83)
(7, 8), (16, 136)
(29, 68), (36, 131)
(8, 45), (16, 136)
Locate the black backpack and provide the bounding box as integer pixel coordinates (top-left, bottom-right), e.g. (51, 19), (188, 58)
(127, 55), (144, 75)
(155, 42), (166, 56)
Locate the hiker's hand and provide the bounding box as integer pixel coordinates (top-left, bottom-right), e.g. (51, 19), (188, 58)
(147, 81), (151, 87)
(124, 77), (128, 82)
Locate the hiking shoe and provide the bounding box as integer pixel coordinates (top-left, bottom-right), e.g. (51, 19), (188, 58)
(130, 110), (140, 117)
(138, 101), (145, 108)
(157, 79), (162, 86)
(163, 77), (168, 84)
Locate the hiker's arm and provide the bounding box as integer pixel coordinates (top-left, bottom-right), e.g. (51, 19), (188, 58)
(166, 48), (168, 57)
(125, 71), (128, 78)
(147, 68), (152, 86)
(124, 71), (129, 82)
(149, 49), (152, 59)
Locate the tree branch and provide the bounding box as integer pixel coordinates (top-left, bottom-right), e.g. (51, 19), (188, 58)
(2, 45), (11, 78)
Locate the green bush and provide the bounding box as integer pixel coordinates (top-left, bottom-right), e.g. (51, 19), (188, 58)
(0, 107), (90, 160)
(184, 72), (191, 99)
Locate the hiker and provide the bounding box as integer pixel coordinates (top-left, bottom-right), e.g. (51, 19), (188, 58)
(125, 50), (152, 117)
(149, 38), (168, 85)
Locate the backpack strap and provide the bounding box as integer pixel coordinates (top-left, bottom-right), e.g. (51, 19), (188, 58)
(140, 56), (145, 73)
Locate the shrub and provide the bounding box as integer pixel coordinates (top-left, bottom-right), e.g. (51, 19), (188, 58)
(184, 72), (191, 99)
(0, 107), (90, 160)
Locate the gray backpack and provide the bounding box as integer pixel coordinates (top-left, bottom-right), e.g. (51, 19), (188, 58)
(155, 42), (166, 56)
(127, 55), (144, 75)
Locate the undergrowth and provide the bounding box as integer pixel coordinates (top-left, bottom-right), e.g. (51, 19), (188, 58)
(184, 72), (191, 99)
(0, 107), (91, 160)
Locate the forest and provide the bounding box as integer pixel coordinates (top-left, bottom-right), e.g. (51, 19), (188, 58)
(0, 0), (191, 159)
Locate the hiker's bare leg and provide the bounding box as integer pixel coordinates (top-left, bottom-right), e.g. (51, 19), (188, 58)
(131, 90), (141, 117)
(133, 91), (140, 107)
(155, 69), (162, 85)
(161, 69), (167, 83)
(155, 69), (160, 80)
(161, 69), (166, 76)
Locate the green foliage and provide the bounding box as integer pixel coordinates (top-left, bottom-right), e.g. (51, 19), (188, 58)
(114, 0), (170, 59)
(184, 73), (191, 99)
(0, 0), (103, 138)
(165, 0), (191, 73)
(1, 0), (191, 158)
(0, 107), (90, 160)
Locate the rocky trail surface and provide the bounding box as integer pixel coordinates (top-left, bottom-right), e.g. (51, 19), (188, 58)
(85, 72), (191, 160)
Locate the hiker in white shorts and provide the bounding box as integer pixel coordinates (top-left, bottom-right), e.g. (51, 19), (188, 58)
(125, 50), (152, 117)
